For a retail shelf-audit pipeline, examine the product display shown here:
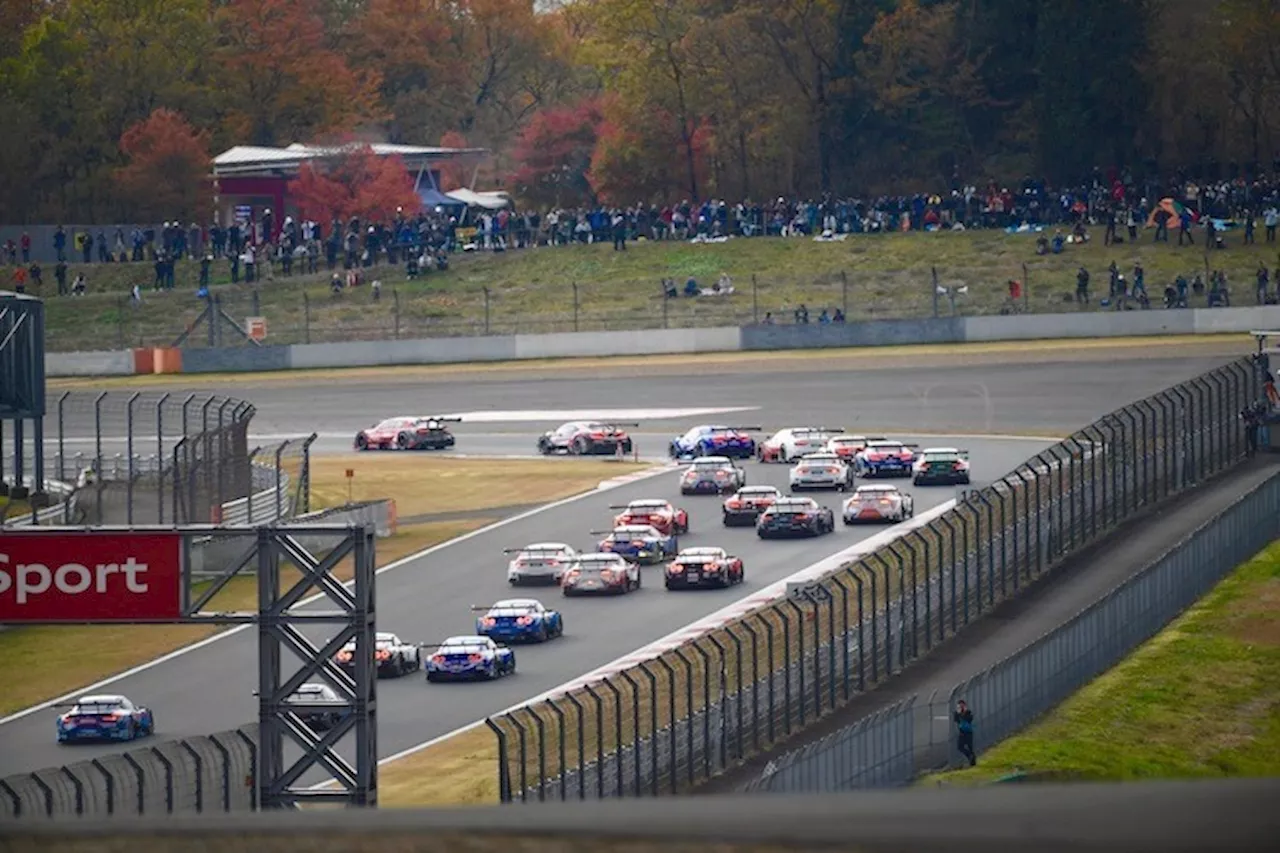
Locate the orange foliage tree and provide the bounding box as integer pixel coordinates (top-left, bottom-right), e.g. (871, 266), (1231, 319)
(508, 99), (603, 208)
(588, 101), (709, 206)
(437, 131), (473, 191)
(214, 0), (384, 146)
(289, 145), (422, 224)
(115, 108), (211, 221)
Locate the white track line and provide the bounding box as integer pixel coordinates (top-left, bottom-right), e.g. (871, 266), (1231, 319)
(0, 464), (680, 727)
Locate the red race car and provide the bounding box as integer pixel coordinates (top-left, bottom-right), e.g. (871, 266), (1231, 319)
(354, 416), (460, 451)
(722, 485), (782, 527)
(825, 434), (886, 462)
(610, 498), (690, 536)
(537, 421), (636, 456)
(664, 547), (744, 590)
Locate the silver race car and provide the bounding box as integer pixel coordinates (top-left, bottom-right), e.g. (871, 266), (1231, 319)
(680, 456), (747, 495)
(842, 484), (915, 524)
(505, 542), (577, 586)
(789, 452), (855, 491)
(333, 631), (421, 678)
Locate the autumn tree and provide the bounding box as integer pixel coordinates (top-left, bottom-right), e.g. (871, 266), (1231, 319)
(114, 108), (211, 222)
(588, 99), (708, 205)
(508, 99), (603, 207)
(437, 131), (474, 191)
(289, 145), (422, 224)
(214, 0), (384, 146)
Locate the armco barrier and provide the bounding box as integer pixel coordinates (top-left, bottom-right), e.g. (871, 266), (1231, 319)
(491, 355), (1259, 803)
(742, 467), (1280, 793)
(0, 725), (258, 820)
(42, 305), (1274, 378)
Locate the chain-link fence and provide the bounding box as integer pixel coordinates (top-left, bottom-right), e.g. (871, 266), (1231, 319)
(742, 467), (1280, 793)
(484, 356), (1260, 803)
(2, 391), (259, 526)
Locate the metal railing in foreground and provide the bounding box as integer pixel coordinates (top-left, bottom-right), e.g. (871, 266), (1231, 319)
(741, 467), (1280, 793)
(490, 357), (1257, 802)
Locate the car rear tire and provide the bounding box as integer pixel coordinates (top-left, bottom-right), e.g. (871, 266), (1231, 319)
(355, 435), (369, 450)
(572, 436), (590, 455)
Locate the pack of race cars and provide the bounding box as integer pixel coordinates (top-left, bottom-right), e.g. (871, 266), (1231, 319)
(57, 425), (971, 741)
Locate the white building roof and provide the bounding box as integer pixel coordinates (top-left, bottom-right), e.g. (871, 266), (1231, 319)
(212, 142), (487, 176)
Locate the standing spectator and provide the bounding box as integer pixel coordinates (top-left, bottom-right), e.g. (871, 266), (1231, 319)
(1257, 265), (1271, 305)
(54, 259), (68, 295)
(1132, 262), (1147, 303)
(20, 230), (31, 262)
(1244, 211), (1256, 245)
(1265, 206), (1278, 243)
(3, 239), (15, 265)
(612, 211), (627, 251)
(1104, 206), (1117, 245)
(53, 225), (67, 261)
(1076, 266), (1091, 303)
(954, 699), (977, 766)
(96, 230), (109, 263)
(10, 265), (27, 294)
(80, 230), (92, 263)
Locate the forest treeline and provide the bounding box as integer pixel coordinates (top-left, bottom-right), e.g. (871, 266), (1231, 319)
(2, 0), (1277, 222)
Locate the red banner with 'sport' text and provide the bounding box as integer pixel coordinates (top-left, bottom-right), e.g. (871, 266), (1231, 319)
(0, 533), (182, 622)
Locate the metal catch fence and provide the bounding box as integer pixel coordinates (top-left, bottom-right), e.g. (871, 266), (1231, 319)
(487, 356), (1259, 802)
(742, 466), (1280, 793)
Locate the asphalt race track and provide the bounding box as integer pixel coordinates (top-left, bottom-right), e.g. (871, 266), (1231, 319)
(2, 348), (1245, 781)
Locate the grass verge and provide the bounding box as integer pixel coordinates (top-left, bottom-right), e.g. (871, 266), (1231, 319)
(920, 539), (1280, 786)
(23, 230), (1277, 351)
(309, 456), (650, 519)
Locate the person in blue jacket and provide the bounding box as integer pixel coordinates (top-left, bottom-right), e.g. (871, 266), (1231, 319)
(954, 699), (977, 766)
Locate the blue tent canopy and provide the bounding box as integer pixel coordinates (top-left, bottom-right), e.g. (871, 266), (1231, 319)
(418, 187), (465, 209)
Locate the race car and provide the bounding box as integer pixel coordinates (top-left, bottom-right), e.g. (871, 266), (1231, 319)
(562, 552), (641, 596)
(56, 694), (155, 744)
(757, 427), (846, 463)
(825, 434), (887, 461)
(424, 636), (516, 682)
(333, 632), (421, 678)
(474, 598), (564, 643)
(505, 542), (577, 586)
(680, 456), (747, 495)
(722, 485), (782, 527)
(756, 497), (835, 538)
(354, 416), (461, 451)
(842, 484), (915, 524)
(669, 425), (760, 459)
(789, 452), (855, 492)
(913, 447), (972, 486)
(283, 683), (346, 731)
(537, 421), (636, 456)
(593, 523), (679, 564)
(612, 498), (690, 535)
(854, 440), (920, 479)
(664, 546), (745, 590)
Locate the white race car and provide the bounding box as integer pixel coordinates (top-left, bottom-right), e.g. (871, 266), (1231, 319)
(842, 484), (915, 524)
(825, 434), (886, 463)
(912, 447), (972, 485)
(758, 427), (846, 463)
(505, 542), (577, 586)
(333, 632), (421, 678)
(789, 452), (854, 491)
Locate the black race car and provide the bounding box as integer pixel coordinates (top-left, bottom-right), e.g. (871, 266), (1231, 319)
(756, 497), (835, 539)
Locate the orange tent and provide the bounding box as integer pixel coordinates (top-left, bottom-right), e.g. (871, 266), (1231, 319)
(1146, 197), (1195, 229)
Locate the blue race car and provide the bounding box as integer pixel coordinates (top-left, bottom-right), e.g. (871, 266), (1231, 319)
(669, 425), (759, 459)
(424, 636), (516, 682)
(854, 440), (920, 479)
(593, 523), (678, 564)
(56, 694), (154, 744)
(474, 598), (564, 643)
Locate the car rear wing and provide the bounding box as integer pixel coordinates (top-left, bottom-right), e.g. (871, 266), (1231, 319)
(416, 640), (505, 649)
(593, 422), (640, 431)
(420, 415), (463, 422)
(471, 603), (540, 613)
(608, 503), (668, 510)
(502, 547), (571, 555)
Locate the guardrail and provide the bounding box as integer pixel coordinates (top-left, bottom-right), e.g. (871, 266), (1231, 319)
(0, 726), (258, 820)
(488, 356), (1259, 802)
(742, 467), (1280, 793)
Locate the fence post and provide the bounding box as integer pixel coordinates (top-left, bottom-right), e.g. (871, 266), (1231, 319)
(121, 753), (146, 815)
(828, 574), (852, 700)
(58, 768), (82, 815)
(564, 692), (587, 800)
(866, 564), (879, 683)
(179, 740), (204, 812)
(303, 292), (311, 344)
(483, 717), (512, 803)
(582, 684), (605, 799)
(93, 391), (107, 482)
(723, 624), (746, 760)
(671, 647), (699, 788)
(736, 620), (761, 752)
(868, 553), (895, 674)
(520, 707), (547, 802)
(233, 728), (258, 811)
(600, 678), (624, 798)
(150, 747), (174, 813)
(956, 502), (978, 623)
(1009, 469), (1032, 583)
(546, 698), (568, 801)
(483, 286), (491, 334)
(56, 391), (68, 481)
(618, 669), (644, 796)
(91, 759), (115, 815)
(1115, 408), (1139, 516)
(572, 282), (579, 332)
(651, 656), (679, 793)
(780, 600), (804, 728)
(704, 634), (730, 773)
(505, 711), (528, 802)
(209, 734), (232, 811)
(751, 274), (759, 323)
(274, 443), (286, 519)
(841, 270), (849, 316)
(636, 664), (660, 795)
(761, 615), (776, 744)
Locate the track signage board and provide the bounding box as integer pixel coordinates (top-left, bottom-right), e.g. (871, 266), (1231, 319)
(0, 532), (182, 622)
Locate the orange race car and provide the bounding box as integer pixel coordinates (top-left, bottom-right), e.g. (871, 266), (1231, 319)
(611, 498), (690, 536)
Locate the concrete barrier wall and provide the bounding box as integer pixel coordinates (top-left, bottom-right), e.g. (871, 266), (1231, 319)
(514, 326), (742, 359)
(0, 725), (258, 821)
(740, 317), (964, 350)
(287, 335), (518, 370)
(46, 349), (136, 376)
(44, 306), (1271, 378)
